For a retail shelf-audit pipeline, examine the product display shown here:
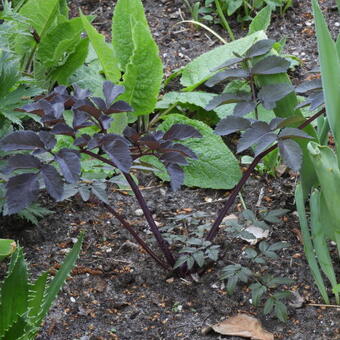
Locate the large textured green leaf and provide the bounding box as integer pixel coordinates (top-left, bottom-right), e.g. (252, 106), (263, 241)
(80, 12), (120, 82)
(15, 0), (61, 55)
(144, 114), (241, 189)
(50, 38), (89, 85)
(111, 0), (148, 71)
(0, 247), (28, 336)
(36, 17), (83, 68)
(119, 21), (163, 117)
(180, 31), (266, 89)
(312, 0), (340, 164)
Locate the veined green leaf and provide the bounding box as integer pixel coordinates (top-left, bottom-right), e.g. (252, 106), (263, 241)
(37, 17), (83, 68)
(119, 21), (163, 117)
(180, 31), (266, 90)
(50, 37), (89, 85)
(80, 12), (120, 82)
(16, 0), (61, 55)
(248, 6), (272, 35)
(111, 0), (148, 71)
(312, 0), (340, 164)
(294, 183), (330, 304)
(143, 114), (241, 189)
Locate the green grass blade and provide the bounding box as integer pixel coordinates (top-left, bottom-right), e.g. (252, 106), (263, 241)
(312, 0), (340, 164)
(295, 183), (330, 304)
(36, 232), (84, 326)
(310, 189), (339, 304)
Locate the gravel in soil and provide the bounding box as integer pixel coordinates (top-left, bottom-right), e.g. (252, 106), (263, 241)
(1, 0), (340, 339)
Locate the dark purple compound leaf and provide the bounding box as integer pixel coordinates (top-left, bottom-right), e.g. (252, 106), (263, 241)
(163, 124), (202, 141)
(73, 84), (92, 100)
(5, 173), (40, 215)
(233, 101), (257, 117)
(205, 69), (249, 87)
(98, 114), (113, 130)
(73, 98), (101, 119)
(166, 143), (198, 159)
(41, 164), (64, 200)
(21, 99), (53, 117)
(309, 91), (324, 111)
(55, 149), (81, 183)
(39, 131), (56, 150)
(166, 163), (184, 191)
(254, 132), (278, 156)
(251, 56), (290, 75)
(212, 57), (244, 71)
(244, 39), (275, 58)
(103, 81), (125, 106)
(123, 126), (140, 143)
(91, 97), (107, 111)
(140, 135), (161, 150)
(269, 117), (286, 130)
(51, 123), (75, 137)
(295, 79), (322, 94)
(160, 152), (188, 165)
(87, 134), (102, 150)
(6, 154), (41, 173)
(106, 100), (133, 114)
(205, 92), (252, 111)
(74, 134), (91, 147)
(102, 138), (132, 173)
(237, 121), (272, 153)
(278, 139), (302, 172)
(278, 127), (312, 140)
(0, 131), (44, 151)
(153, 130), (164, 141)
(215, 116), (251, 136)
(73, 110), (94, 130)
(258, 83), (294, 110)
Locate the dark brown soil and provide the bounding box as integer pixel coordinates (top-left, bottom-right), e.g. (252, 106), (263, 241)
(1, 0), (340, 339)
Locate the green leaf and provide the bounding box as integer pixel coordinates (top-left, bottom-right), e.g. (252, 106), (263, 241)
(0, 239), (16, 262)
(1, 315), (30, 340)
(27, 272), (49, 319)
(295, 183), (330, 304)
(180, 31), (266, 89)
(119, 21), (163, 117)
(80, 12), (120, 83)
(143, 114), (241, 189)
(16, 0), (61, 55)
(312, 0), (340, 163)
(36, 17), (83, 68)
(274, 300), (288, 322)
(248, 6), (272, 35)
(263, 297), (274, 314)
(50, 37), (90, 85)
(111, 0), (149, 71)
(36, 232), (84, 326)
(0, 247), (28, 335)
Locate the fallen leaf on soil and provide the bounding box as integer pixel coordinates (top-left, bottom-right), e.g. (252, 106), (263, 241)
(241, 226), (269, 245)
(202, 314), (274, 340)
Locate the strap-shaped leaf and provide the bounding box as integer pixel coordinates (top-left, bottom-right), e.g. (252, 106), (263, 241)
(5, 173), (40, 214)
(237, 122), (272, 153)
(245, 39), (275, 58)
(163, 124), (202, 141)
(0, 131), (44, 151)
(251, 56), (290, 75)
(215, 116), (251, 136)
(278, 139), (302, 171)
(55, 149), (81, 183)
(27, 272), (49, 320)
(205, 69), (249, 87)
(41, 164), (64, 201)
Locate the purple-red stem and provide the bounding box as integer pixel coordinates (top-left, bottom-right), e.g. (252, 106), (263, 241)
(205, 108), (325, 242)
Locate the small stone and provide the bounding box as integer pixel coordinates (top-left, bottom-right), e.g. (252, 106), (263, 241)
(134, 209), (144, 216)
(335, 22), (340, 27)
(70, 297), (76, 303)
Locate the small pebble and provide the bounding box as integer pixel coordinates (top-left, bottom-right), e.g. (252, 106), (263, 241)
(70, 297), (76, 303)
(335, 22), (340, 27)
(134, 208), (144, 216)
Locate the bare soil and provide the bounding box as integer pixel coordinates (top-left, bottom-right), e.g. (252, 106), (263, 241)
(1, 0), (340, 339)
